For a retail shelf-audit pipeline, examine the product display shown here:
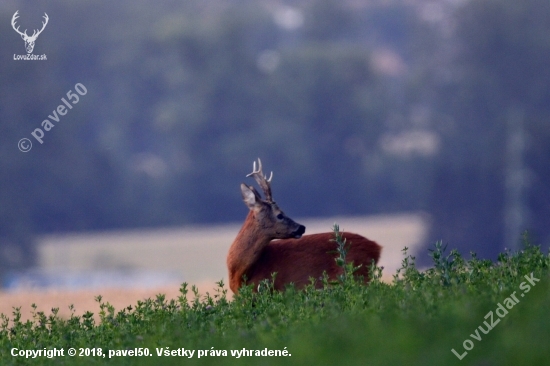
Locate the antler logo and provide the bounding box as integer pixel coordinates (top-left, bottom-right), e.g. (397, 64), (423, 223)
(11, 10), (49, 54)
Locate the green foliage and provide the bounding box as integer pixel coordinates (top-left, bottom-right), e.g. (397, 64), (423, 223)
(1, 229), (549, 365)
(330, 223), (363, 283)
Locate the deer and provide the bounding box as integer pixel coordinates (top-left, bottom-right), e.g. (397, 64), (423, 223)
(11, 11), (49, 54)
(227, 159), (382, 293)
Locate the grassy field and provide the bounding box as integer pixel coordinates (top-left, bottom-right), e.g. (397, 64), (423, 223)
(1, 228), (549, 365)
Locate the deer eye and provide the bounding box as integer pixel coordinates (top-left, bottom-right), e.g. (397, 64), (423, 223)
(276, 213), (284, 220)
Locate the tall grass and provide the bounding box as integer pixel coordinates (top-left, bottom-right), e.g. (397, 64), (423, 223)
(1, 228), (549, 365)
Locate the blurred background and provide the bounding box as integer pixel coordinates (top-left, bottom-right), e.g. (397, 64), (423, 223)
(1, 0), (549, 289)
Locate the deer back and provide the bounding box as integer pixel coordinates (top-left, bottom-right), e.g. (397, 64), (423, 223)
(246, 232), (381, 291)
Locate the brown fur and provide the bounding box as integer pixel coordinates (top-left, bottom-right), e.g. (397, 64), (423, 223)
(248, 233), (381, 291)
(227, 211), (382, 293)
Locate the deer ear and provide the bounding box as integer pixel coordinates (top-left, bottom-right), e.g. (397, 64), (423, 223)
(241, 183), (261, 210)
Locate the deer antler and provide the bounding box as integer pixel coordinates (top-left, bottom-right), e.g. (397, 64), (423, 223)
(11, 11), (27, 37)
(32, 13), (49, 39)
(11, 11), (48, 40)
(246, 158), (273, 202)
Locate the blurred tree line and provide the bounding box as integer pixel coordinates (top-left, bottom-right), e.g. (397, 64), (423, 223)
(0, 0), (549, 275)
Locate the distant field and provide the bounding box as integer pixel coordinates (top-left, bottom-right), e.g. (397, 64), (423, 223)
(0, 213), (428, 321)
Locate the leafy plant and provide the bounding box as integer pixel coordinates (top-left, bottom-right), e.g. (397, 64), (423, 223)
(1, 228), (549, 365)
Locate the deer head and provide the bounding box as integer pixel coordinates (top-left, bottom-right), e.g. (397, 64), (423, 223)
(12, 11), (49, 54)
(241, 159), (305, 240)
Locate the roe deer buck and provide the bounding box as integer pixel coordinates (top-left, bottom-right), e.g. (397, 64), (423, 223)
(227, 159), (382, 293)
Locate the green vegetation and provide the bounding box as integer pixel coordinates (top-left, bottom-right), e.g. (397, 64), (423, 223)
(1, 229), (549, 365)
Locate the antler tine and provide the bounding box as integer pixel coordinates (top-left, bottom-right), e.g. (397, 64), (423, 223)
(11, 10), (19, 25)
(246, 158), (273, 180)
(11, 11), (26, 36)
(33, 13), (49, 37)
(246, 158), (273, 202)
(41, 13), (49, 28)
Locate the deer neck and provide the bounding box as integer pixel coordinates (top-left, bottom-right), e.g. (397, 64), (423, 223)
(227, 211), (271, 292)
